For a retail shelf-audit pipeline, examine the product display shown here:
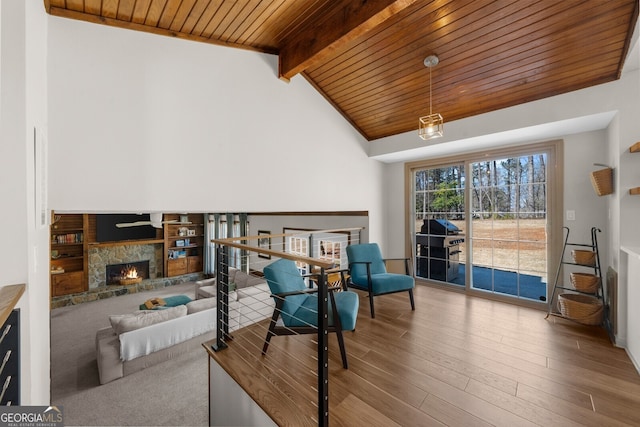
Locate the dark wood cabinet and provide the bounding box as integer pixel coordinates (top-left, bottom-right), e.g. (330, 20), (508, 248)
(51, 270), (85, 296)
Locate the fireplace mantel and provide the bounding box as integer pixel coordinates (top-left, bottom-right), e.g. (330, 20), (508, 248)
(88, 239), (164, 248)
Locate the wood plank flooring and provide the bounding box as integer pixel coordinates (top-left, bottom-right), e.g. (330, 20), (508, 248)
(206, 284), (640, 426)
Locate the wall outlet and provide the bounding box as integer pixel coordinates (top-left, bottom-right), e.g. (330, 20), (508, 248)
(566, 210), (576, 221)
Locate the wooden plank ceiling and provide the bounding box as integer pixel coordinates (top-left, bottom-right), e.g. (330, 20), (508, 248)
(45, 0), (638, 141)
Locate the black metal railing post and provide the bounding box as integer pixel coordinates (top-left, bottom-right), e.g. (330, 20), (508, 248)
(211, 245), (229, 352)
(317, 266), (329, 427)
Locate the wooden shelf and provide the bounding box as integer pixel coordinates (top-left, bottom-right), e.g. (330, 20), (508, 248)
(630, 187), (640, 195)
(51, 254), (83, 260)
(630, 142), (640, 153)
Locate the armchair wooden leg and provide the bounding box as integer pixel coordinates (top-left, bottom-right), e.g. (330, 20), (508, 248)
(262, 309), (280, 355)
(409, 289), (415, 311)
(328, 291), (348, 369)
(262, 332), (273, 355)
(368, 293), (375, 318)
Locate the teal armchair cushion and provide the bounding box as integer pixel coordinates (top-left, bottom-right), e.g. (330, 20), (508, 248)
(263, 259), (359, 331)
(347, 243), (415, 295)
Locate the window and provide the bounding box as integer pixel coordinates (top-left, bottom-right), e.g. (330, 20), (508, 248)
(407, 141), (562, 305)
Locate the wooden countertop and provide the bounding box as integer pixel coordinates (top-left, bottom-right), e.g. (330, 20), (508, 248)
(0, 284), (25, 327)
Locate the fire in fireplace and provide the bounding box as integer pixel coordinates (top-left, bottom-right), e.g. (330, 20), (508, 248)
(106, 260), (150, 285)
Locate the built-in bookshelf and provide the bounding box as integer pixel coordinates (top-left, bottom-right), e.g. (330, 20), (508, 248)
(50, 214), (87, 296)
(164, 214), (205, 277)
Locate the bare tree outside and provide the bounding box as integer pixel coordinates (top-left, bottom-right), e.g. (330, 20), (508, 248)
(414, 153), (548, 297)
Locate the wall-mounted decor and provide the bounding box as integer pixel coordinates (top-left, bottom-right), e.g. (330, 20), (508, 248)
(258, 230), (271, 259)
(590, 164), (613, 196)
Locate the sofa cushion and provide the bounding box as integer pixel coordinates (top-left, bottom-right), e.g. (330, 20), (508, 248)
(113, 305), (187, 335)
(186, 297), (216, 314)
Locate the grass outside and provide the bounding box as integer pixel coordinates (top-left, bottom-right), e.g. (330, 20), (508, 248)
(416, 218), (547, 277)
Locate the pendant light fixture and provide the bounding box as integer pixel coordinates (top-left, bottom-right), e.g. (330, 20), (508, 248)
(418, 54), (444, 140)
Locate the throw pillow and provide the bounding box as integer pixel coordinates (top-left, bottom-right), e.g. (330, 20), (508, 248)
(186, 297), (216, 314)
(114, 305), (187, 335)
(108, 311), (146, 331)
(109, 314), (132, 331)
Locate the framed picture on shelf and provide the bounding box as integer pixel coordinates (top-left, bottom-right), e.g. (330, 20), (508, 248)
(258, 230), (271, 259)
(176, 240), (185, 247)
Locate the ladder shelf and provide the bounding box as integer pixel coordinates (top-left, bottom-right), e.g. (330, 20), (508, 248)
(546, 227), (610, 334)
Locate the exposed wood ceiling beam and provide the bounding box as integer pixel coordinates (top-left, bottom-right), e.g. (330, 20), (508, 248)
(278, 0), (418, 81)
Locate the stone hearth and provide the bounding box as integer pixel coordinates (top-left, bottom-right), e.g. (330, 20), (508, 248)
(50, 273), (202, 309)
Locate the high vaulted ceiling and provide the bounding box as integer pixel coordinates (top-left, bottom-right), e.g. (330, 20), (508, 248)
(44, 0), (638, 141)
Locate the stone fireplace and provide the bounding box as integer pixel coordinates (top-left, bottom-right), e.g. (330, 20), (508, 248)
(88, 243), (163, 289)
(105, 260), (150, 285)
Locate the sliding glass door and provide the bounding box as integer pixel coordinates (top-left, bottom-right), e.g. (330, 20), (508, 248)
(414, 164), (466, 286)
(469, 155), (548, 301)
(411, 145), (555, 304)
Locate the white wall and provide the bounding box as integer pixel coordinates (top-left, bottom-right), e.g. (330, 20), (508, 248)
(383, 162), (406, 258)
(46, 17), (383, 221)
(0, 0), (50, 405)
(0, 0), (28, 401)
(24, 0), (51, 405)
(562, 130), (610, 256)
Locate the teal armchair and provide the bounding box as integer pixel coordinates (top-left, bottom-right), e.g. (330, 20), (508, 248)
(262, 258), (359, 368)
(346, 243), (415, 318)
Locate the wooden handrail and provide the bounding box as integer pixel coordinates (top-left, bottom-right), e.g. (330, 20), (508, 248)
(212, 227), (363, 270)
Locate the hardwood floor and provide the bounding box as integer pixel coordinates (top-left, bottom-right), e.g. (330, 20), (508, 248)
(207, 284), (640, 426)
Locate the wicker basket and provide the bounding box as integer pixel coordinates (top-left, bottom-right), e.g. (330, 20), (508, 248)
(590, 167), (613, 196)
(571, 249), (596, 266)
(570, 272), (600, 293)
(557, 293), (603, 325)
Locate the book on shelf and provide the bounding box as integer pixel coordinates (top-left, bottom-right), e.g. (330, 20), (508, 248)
(52, 232), (84, 244)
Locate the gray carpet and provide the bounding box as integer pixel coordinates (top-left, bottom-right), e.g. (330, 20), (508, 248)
(50, 282), (213, 427)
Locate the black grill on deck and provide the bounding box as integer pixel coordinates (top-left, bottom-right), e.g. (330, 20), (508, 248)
(416, 219), (464, 281)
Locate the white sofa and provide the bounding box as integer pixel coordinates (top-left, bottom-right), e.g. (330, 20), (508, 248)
(95, 298), (216, 385)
